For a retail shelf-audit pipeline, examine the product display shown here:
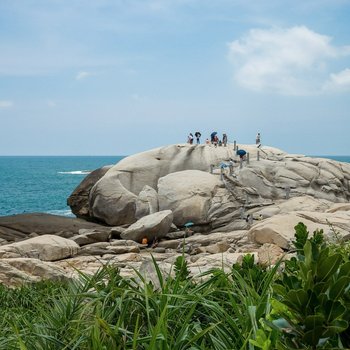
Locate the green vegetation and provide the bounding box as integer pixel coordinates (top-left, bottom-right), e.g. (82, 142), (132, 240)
(0, 223), (349, 349)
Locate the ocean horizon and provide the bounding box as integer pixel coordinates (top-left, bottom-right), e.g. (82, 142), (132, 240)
(0, 154), (349, 218)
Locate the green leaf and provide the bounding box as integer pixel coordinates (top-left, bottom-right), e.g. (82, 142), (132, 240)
(304, 241), (313, 269)
(302, 326), (324, 346)
(317, 253), (342, 282)
(293, 222), (309, 252)
(304, 314), (325, 330)
(338, 261), (350, 279)
(323, 319), (348, 337)
(329, 276), (350, 300)
(313, 282), (328, 295)
(323, 300), (346, 323)
(284, 289), (308, 314)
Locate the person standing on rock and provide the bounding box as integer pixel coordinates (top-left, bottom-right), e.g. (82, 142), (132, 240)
(223, 133), (228, 147)
(187, 133), (194, 144)
(195, 132), (201, 144)
(256, 132), (261, 145)
(213, 135), (218, 147)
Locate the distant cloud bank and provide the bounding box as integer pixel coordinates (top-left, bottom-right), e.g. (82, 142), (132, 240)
(228, 26), (350, 95)
(0, 100), (13, 108)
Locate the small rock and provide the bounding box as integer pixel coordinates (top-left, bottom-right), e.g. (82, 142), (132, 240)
(258, 243), (284, 266)
(153, 247), (166, 254)
(106, 246), (140, 254)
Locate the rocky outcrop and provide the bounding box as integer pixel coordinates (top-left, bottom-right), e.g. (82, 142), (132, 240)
(87, 144), (277, 226)
(121, 210), (173, 243)
(68, 144), (350, 229)
(1, 144), (350, 287)
(0, 235), (80, 261)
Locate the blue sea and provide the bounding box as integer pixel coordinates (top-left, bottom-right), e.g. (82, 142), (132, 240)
(0, 156), (124, 217)
(0, 155), (349, 217)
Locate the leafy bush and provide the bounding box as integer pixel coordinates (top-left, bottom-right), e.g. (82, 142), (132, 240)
(261, 222), (350, 349)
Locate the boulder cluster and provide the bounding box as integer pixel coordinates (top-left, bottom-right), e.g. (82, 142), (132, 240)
(1, 143), (350, 287)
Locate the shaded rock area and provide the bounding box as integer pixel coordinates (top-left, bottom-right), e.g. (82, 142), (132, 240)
(67, 165), (113, 220)
(0, 213), (111, 243)
(1, 143), (350, 286)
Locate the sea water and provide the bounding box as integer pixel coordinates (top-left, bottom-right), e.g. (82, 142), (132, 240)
(0, 156), (124, 217)
(0, 155), (349, 217)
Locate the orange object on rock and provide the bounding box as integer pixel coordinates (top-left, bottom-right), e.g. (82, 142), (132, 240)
(141, 237), (148, 245)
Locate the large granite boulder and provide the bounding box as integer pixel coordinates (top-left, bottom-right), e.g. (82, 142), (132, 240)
(67, 165), (113, 219)
(68, 143), (350, 228)
(121, 210), (173, 243)
(87, 144), (261, 226)
(0, 235), (80, 261)
(158, 170), (224, 226)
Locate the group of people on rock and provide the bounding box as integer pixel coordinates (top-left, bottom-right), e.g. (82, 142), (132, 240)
(187, 131), (261, 148)
(187, 132), (202, 145)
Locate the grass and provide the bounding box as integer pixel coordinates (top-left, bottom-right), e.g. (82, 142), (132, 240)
(0, 256), (278, 350)
(0, 226), (350, 349)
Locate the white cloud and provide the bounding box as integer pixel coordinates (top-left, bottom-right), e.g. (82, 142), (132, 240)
(323, 68), (350, 92)
(0, 100), (13, 108)
(75, 71), (93, 80)
(228, 26), (350, 95)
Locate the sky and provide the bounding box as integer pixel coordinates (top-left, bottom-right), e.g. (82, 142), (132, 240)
(0, 0), (350, 156)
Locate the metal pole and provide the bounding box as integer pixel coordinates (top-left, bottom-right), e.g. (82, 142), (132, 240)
(220, 167), (224, 181)
(247, 152), (250, 164)
(240, 206), (245, 219)
(257, 151), (260, 161)
(229, 164), (233, 176)
(240, 158), (243, 169)
(233, 140), (236, 151)
(285, 186), (290, 199)
(210, 164), (214, 174)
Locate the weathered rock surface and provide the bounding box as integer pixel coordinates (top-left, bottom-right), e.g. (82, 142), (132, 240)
(158, 170), (224, 226)
(0, 258), (72, 287)
(257, 243), (284, 266)
(71, 228), (110, 246)
(0, 213), (110, 242)
(135, 185), (159, 219)
(67, 165), (113, 219)
(121, 210), (173, 242)
(70, 143), (350, 229)
(87, 144), (277, 226)
(0, 235), (79, 261)
(248, 209), (350, 249)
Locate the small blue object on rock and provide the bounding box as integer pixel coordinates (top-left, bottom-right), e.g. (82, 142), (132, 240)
(184, 222), (194, 227)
